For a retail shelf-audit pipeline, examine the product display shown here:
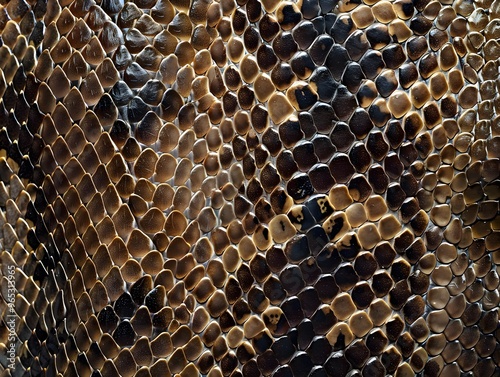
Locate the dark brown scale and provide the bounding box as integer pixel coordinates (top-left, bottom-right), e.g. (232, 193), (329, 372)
(406, 36), (428, 61)
(280, 266), (305, 295)
(246, 178), (264, 203)
(328, 154), (355, 184)
(287, 173), (315, 202)
(223, 65), (242, 91)
(312, 135), (336, 162)
(390, 259), (411, 283)
(271, 63), (297, 91)
(399, 143), (418, 168)
(209, 39), (227, 68)
(345, 340), (370, 369)
(246, 0), (262, 22)
(248, 286), (268, 312)
(382, 44), (406, 70)
(257, 44), (278, 72)
(342, 62), (365, 94)
(326, 45), (350, 82)
(330, 122), (355, 152)
(124, 29), (149, 54)
(232, 136), (248, 161)
(375, 71), (398, 98)
(263, 276), (286, 305)
(368, 100), (391, 127)
(366, 131), (389, 161)
(407, 269), (429, 295)
(257, 351), (280, 376)
(272, 32), (298, 62)
(298, 287), (321, 317)
(397, 332), (416, 359)
(461, 303), (482, 327)
(308, 103), (334, 135)
(372, 243), (396, 272)
(366, 329), (389, 356)
(419, 52), (439, 79)
(278, 119), (304, 149)
(348, 174), (372, 202)
(219, 145), (234, 168)
(232, 9), (247, 35)
(259, 14), (280, 42)
(271, 337), (295, 366)
(353, 252), (377, 280)
(416, 189), (433, 213)
(243, 26), (260, 53)
(386, 183), (406, 211)
(476, 335), (497, 358)
(385, 316), (405, 343)
(399, 63), (418, 89)
(325, 353), (353, 377)
(367, 165), (389, 194)
(292, 21), (318, 50)
(300, 0), (322, 19)
(429, 28), (448, 51)
(309, 164), (336, 193)
(450, 17), (467, 38)
(299, 257), (322, 285)
(293, 142), (318, 172)
(344, 30), (370, 61)
(351, 283), (375, 309)
(332, 14), (355, 44)
(457, 349), (478, 371)
(332, 85), (357, 121)
(113, 321), (137, 347)
(358, 50), (384, 80)
(237, 86), (255, 110)
(284, 234), (310, 263)
(403, 112), (424, 140)
(290, 51), (316, 80)
(234, 194), (253, 219)
(242, 154), (256, 181)
(307, 337), (333, 365)
(223, 92), (239, 116)
(372, 271), (394, 298)
(277, 150), (299, 180)
(217, 18), (232, 42)
(334, 264), (359, 291)
(266, 246), (288, 275)
(289, 352), (314, 377)
(366, 24), (391, 49)
(409, 210), (429, 236)
(409, 162), (426, 180)
(440, 95), (458, 118)
(250, 104), (269, 134)
(246, 131), (259, 151)
(260, 164), (281, 193)
(415, 132), (433, 158)
(261, 128), (281, 157)
(221, 353), (239, 375)
(409, 14), (433, 35)
(309, 35), (334, 65)
(384, 153), (404, 179)
(349, 142), (372, 173)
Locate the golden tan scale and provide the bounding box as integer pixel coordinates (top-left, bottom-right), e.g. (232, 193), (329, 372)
(0, 0), (499, 375)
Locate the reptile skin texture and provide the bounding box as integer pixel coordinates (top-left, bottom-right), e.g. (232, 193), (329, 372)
(0, 0), (499, 375)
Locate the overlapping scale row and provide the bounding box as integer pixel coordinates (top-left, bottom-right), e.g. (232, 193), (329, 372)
(0, 0), (499, 375)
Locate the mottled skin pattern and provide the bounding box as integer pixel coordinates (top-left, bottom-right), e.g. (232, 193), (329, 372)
(0, 0), (499, 376)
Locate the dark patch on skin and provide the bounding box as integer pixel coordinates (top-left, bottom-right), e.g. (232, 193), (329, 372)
(326, 216), (344, 239)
